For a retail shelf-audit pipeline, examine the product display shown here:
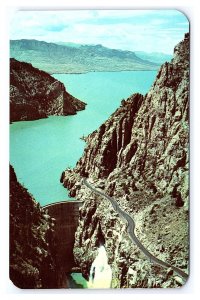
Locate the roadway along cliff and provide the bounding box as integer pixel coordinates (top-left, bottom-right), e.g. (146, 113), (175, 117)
(61, 33), (189, 288)
(83, 178), (188, 281)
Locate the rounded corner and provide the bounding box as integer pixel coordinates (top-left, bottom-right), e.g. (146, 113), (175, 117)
(173, 9), (190, 27)
(177, 273), (190, 289)
(9, 276), (24, 290)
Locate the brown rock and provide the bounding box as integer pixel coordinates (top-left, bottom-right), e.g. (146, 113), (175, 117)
(10, 58), (86, 122)
(61, 33), (189, 288)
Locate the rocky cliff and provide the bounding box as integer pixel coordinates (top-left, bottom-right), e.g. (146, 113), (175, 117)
(10, 58), (86, 122)
(61, 33), (189, 288)
(10, 166), (67, 288)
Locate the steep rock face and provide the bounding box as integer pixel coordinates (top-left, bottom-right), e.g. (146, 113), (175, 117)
(10, 58), (86, 122)
(10, 166), (66, 288)
(73, 191), (188, 288)
(61, 34), (189, 288)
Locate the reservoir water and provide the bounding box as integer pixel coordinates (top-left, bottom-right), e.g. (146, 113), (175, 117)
(10, 71), (157, 206)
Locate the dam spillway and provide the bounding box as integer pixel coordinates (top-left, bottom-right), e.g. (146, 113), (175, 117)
(43, 201), (83, 272)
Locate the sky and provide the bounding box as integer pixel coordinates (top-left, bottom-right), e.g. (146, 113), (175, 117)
(10, 10), (189, 54)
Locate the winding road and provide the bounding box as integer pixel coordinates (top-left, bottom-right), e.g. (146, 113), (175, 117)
(83, 178), (188, 281)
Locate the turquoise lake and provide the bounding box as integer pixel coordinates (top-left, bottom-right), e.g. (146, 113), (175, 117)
(10, 71), (157, 206)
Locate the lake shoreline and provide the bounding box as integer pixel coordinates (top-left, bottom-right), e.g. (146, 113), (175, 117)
(50, 68), (160, 75)
(10, 71), (157, 206)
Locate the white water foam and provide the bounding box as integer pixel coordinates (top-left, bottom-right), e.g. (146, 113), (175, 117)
(88, 245), (112, 289)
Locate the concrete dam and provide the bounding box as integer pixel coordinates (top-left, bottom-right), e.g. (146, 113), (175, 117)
(43, 201), (83, 272)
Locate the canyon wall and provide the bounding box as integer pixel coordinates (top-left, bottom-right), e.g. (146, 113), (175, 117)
(10, 166), (67, 288)
(10, 58), (86, 122)
(61, 33), (189, 288)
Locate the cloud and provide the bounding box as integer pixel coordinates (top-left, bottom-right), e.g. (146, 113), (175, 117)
(10, 10), (189, 54)
(44, 24), (67, 32)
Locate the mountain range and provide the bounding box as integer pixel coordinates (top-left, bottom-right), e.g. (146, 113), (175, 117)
(135, 51), (172, 64)
(10, 39), (160, 74)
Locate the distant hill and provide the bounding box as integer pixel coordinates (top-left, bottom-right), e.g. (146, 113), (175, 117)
(135, 51), (172, 64)
(55, 41), (82, 48)
(10, 39), (159, 74)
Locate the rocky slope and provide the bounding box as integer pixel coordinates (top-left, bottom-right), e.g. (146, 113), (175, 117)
(10, 58), (85, 122)
(10, 165), (67, 288)
(61, 33), (189, 288)
(10, 39), (159, 74)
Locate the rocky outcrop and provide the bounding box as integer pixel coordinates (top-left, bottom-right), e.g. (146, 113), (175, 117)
(61, 33), (189, 288)
(10, 58), (86, 122)
(10, 166), (67, 288)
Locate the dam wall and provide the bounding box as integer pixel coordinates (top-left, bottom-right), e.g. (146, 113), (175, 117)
(43, 201), (83, 272)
